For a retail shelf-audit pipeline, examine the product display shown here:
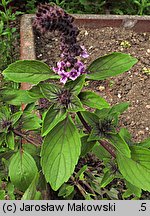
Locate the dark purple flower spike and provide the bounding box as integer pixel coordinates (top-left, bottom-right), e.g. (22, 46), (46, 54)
(33, 3), (89, 84)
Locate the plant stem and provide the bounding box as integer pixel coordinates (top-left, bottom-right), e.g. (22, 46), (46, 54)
(70, 176), (86, 198)
(77, 112), (116, 158)
(80, 180), (97, 200)
(13, 129), (41, 147)
(77, 111), (91, 133)
(98, 140), (116, 158)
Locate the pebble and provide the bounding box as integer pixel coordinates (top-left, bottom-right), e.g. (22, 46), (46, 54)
(37, 53), (42, 57)
(146, 105), (150, 109)
(131, 121), (135, 126)
(147, 49), (150, 53)
(118, 93), (121, 98)
(138, 130), (145, 135)
(146, 127), (149, 131)
(89, 46), (93, 50)
(84, 30), (88, 36)
(98, 86), (105, 91)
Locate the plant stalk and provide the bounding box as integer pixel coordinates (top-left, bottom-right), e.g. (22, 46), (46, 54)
(13, 129), (41, 147)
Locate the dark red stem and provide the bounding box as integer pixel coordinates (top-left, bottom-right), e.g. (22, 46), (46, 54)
(13, 129), (41, 147)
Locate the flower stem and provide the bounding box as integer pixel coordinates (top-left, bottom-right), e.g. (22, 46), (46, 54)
(77, 112), (116, 158)
(77, 111), (91, 133)
(13, 129), (41, 147)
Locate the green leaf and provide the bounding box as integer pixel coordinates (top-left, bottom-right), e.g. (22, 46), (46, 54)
(41, 116), (81, 191)
(87, 52), (138, 80)
(33, 191), (41, 200)
(124, 181), (142, 198)
(81, 135), (96, 157)
(58, 184), (74, 198)
(75, 115), (84, 136)
(92, 142), (111, 160)
(28, 85), (44, 99)
(22, 144), (39, 157)
(42, 105), (66, 136)
(22, 173), (41, 200)
(81, 111), (99, 127)
(22, 144), (40, 168)
(95, 108), (119, 127)
(40, 83), (84, 112)
(21, 112), (42, 130)
(0, 133), (5, 145)
(75, 165), (87, 180)
(119, 128), (132, 144)
(11, 111), (23, 126)
(84, 193), (94, 200)
(109, 133), (131, 158)
(95, 108), (110, 119)
(2, 60), (56, 84)
(117, 152), (150, 191)
(101, 171), (115, 188)
(109, 102), (129, 115)
(79, 91), (109, 109)
(107, 188), (119, 200)
(138, 137), (150, 148)
(0, 89), (37, 105)
(6, 183), (15, 200)
(88, 127), (101, 141)
(24, 103), (35, 112)
(5, 131), (15, 150)
(0, 190), (5, 200)
(122, 189), (133, 199)
(40, 83), (61, 101)
(0, 106), (10, 118)
(9, 151), (38, 192)
(67, 95), (85, 112)
(65, 75), (85, 95)
(130, 146), (150, 170)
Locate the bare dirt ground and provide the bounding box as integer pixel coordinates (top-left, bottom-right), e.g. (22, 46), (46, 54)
(34, 26), (150, 143)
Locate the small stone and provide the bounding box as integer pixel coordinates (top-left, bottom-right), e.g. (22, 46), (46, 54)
(98, 86), (105, 91)
(138, 130), (145, 135)
(118, 93), (121, 98)
(147, 49), (150, 53)
(146, 127), (149, 131)
(37, 53), (42, 57)
(131, 121), (135, 126)
(123, 20), (137, 29)
(89, 46), (93, 50)
(85, 30), (88, 36)
(146, 105), (150, 109)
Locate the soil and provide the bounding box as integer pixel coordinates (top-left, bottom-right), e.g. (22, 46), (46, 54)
(34, 26), (150, 143)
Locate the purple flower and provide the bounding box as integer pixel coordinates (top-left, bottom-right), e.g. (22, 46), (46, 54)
(52, 59), (87, 83)
(59, 71), (69, 84)
(74, 60), (86, 74)
(52, 61), (65, 73)
(57, 61), (65, 68)
(69, 68), (80, 81)
(80, 46), (89, 58)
